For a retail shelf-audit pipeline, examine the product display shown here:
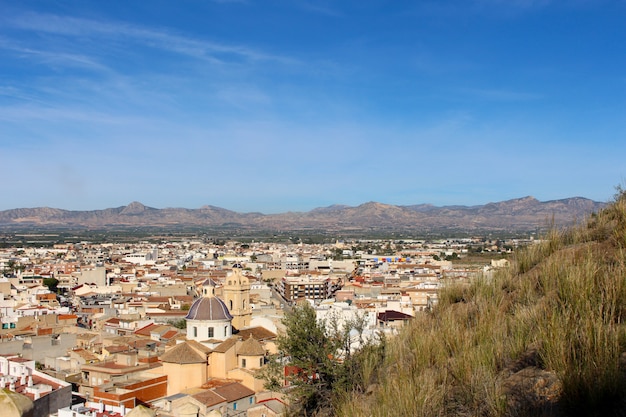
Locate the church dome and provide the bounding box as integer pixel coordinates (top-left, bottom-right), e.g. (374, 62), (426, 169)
(185, 296), (233, 321)
(0, 388), (34, 417)
(125, 405), (156, 417)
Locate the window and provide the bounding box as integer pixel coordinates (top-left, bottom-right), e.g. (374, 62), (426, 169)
(208, 327), (214, 338)
(233, 402), (237, 410)
(193, 326), (197, 337)
(225, 325), (228, 336)
(242, 358), (246, 368)
(229, 300), (233, 310)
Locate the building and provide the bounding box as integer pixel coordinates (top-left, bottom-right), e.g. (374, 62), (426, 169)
(160, 340), (210, 396)
(0, 388), (33, 417)
(0, 353), (71, 416)
(185, 279), (233, 346)
(247, 398), (287, 417)
(277, 275), (331, 303)
(78, 351), (165, 406)
(222, 269), (252, 330)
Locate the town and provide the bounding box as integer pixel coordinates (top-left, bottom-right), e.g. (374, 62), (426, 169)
(0, 234), (527, 417)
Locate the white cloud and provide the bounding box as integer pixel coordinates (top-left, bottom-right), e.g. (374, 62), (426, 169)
(6, 12), (295, 65)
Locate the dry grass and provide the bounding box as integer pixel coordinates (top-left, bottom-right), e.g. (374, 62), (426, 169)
(337, 191), (626, 417)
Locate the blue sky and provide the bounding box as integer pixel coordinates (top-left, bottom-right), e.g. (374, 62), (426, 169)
(1, 0), (624, 213)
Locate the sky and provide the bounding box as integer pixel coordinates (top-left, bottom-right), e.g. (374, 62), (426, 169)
(1, 0), (625, 213)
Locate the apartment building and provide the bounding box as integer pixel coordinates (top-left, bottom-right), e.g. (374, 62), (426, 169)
(277, 275), (331, 303)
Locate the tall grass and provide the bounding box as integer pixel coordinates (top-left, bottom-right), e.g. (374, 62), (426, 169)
(337, 190), (626, 417)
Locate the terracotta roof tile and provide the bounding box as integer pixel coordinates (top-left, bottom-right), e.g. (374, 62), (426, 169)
(237, 336), (265, 356)
(185, 297), (232, 321)
(160, 341), (207, 364)
(235, 326), (276, 341)
(377, 310), (413, 321)
(211, 337), (239, 354)
(212, 382), (255, 402)
(191, 390), (226, 407)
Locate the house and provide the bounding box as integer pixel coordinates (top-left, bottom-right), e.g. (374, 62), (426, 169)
(209, 380), (256, 415)
(91, 374), (167, 409)
(78, 351), (164, 406)
(0, 353), (72, 416)
(155, 380), (255, 417)
(376, 310), (413, 330)
(156, 390), (226, 417)
(247, 398), (287, 417)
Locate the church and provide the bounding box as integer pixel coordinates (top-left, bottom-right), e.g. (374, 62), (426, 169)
(184, 267), (253, 348)
(184, 277), (234, 346)
(159, 268), (277, 397)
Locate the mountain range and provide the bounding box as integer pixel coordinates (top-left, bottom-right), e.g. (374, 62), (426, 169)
(0, 197), (606, 233)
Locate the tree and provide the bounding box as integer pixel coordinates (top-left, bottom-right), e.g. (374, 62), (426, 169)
(43, 277), (59, 293)
(331, 248), (344, 260)
(277, 303), (335, 415)
(168, 318), (187, 329)
(444, 252), (459, 261)
(268, 303), (385, 416)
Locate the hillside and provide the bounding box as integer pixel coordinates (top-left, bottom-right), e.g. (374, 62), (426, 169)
(0, 196), (604, 233)
(336, 191), (626, 417)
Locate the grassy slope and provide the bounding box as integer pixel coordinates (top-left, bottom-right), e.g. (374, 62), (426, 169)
(337, 193), (626, 417)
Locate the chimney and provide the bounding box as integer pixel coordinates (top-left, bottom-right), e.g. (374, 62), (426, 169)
(9, 380), (15, 391)
(27, 375), (33, 387)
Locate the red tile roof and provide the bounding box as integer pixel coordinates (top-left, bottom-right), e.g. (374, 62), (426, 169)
(377, 310), (413, 321)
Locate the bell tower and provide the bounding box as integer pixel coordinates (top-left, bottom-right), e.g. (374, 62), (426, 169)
(223, 268), (252, 330)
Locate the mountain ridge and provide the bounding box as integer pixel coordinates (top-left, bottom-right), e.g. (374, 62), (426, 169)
(0, 196), (606, 232)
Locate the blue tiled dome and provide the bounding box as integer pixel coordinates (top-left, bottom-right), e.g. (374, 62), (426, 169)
(185, 296), (233, 321)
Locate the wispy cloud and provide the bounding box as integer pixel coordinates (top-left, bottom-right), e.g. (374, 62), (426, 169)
(0, 103), (150, 126)
(0, 85), (46, 104)
(0, 37), (109, 72)
(6, 12), (295, 65)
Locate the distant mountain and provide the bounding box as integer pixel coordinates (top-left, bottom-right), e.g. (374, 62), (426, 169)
(0, 196), (606, 233)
